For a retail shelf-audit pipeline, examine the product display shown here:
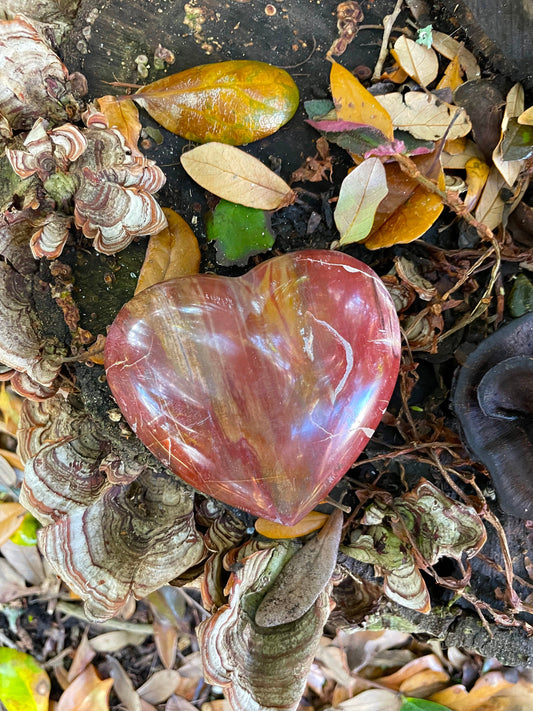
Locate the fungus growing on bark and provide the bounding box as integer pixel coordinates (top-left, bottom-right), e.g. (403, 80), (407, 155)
(453, 312), (533, 518)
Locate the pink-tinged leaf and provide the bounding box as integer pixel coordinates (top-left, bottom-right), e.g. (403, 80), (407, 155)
(334, 158), (388, 245)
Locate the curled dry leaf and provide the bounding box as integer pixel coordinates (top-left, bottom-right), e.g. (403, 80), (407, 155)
(181, 143), (295, 210)
(492, 83), (525, 187)
(135, 208), (201, 294)
(518, 105), (533, 125)
(364, 152), (444, 250)
(131, 60), (299, 145)
(431, 30), (481, 81)
(96, 94), (142, 155)
(56, 664), (113, 711)
(255, 510), (329, 539)
(331, 688), (402, 711)
(255, 508), (343, 626)
(198, 546), (332, 711)
(0, 502), (26, 547)
(375, 92), (472, 141)
(391, 36), (439, 87)
(330, 61), (393, 140)
(334, 157), (388, 245)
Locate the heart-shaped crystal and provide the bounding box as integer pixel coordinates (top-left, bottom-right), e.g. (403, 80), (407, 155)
(104, 250), (401, 524)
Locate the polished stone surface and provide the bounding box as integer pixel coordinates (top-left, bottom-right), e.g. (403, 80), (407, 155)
(104, 250), (401, 524)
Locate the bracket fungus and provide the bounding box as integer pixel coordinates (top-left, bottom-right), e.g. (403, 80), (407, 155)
(104, 249), (401, 525)
(18, 396), (206, 621)
(453, 312), (533, 518)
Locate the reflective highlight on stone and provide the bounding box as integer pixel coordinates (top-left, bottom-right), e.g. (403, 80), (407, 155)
(104, 250), (401, 524)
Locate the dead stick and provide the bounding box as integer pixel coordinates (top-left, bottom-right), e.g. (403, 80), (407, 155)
(372, 0), (404, 81)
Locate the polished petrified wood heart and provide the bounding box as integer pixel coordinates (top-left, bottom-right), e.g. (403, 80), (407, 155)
(104, 250), (401, 524)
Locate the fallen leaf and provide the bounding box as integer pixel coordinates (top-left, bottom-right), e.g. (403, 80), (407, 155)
(334, 158), (388, 245)
(147, 586), (188, 670)
(9, 513), (40, 546)
(67, 631), (96, 682)
(135, 208), (200, 294)
(205, 199), (275, 266)
(441, 140), (484, 169)
(57, 665), (113, 711)
(165, 696), (198, 711)
(500, 119), (533, 162)
(89, 630), (147, 653)
(454, 80), (504, 160)
(391, 36), (439, 87)
(306, 118), (394, 159)
(493, 84), (525, 186)
(97, 95), (142, 154)
(0, 454), (17, 489)
(181, 143), (294, 210)
(330, 61), (393, 140)
(255, 511), (330, 539)
(131, 60), (299, 145)
(379, 655), (446, 691)
(399, 669), (450, 698)
(334, 689), (402, 711)
(429, 671), (514, 711)
(106, 656), (142, 711)
(200, 702), (232, 711)
(431, 31), (480, 80)
(255, 509), (343, 626)
(464, 158), (490, 210)
(0, 449), (23, 472)
(436, 56), (463, 91)
(0, 383), (21, 436)
(137, 671), (187, 705)
(375, 92), (471, 141)
(474, 166), (505, 230)
(0, 540), (45, 585)
(518, 106), (533, 125)
(400, 699), (453, 711)
(0, 503), (27, 547)
(0, 648), (50, 711)
(364, 152), (444, 249)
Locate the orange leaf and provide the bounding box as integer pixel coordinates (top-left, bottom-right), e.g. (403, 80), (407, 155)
(255, 511), (330, 539)
(379, 654), (445, 691)
(429, 671), (515, 711)
(0, 502), (26, 547)
(330, 61), (393, 140)
(96, 95), (142, 154)
(364, 153), (444, 249)
(0, 448), (23, 471)
(57, 665), (113, 711)
(135, 208), (201, 294)
(437, 55), (464, 91)
(131, 60), (299, 145)
(464, 157), (490, 210)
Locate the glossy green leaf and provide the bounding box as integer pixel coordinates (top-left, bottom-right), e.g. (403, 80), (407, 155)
(0, 648), (50, 711)
(10, 513), (40, 546)
(335, 158), (388, 245)
(501, 118), (533, 161)
(303, 99), (335, 120)
(400, 698), (452, 711)
(206, 199), (275, 266)
(307, 118), (392, 157)
(131, 60), (299, 145)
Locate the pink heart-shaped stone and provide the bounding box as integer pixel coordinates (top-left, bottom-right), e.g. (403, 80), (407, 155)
(104, 250), (401, 524)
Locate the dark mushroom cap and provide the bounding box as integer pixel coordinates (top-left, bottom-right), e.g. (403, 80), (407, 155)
(453, 312), (533, 519)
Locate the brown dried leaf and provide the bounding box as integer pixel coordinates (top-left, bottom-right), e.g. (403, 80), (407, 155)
(96, 95), (142, 155)
(492, 83), (525, 187)
(106, 656), (143, 711)
(333, 689), (402, 711)
(379, 654), (446, 690)
(255, 508), (342, 627)
(181, 143), (295, 210)
(391, 36), (439, 87)
(431, 30), (480, 80)
(474, 166), (505, 230)
(57, 664), (113, 711)
(165, 697), (198, 711)
(436, 55), (463, 91)
(89, 630), (148, 653)
(398, 669), (450, 697)
(67, 630), (96, 682)
(135, 208), (201, 295)
(137, 670), (186, 705)
(429, 670), (515, 711)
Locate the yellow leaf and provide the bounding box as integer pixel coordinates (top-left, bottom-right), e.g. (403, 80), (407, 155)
(255, 511), (330, 539)
(429, 671), (514, 711)
(464, 157), (490, 210)
(131, 60), (299, 145)
(375, 92), (472, 141)
(330, 61), (393, 140)
(431, 30), (480, 80)
(364, 153), (444, 250)
(391, 35), (439, 87)
(96, 95), (142, 154)
(474, 166), (505, 230)
(518, 105), (533, 125)
(0, 449), (23, 471)
(180, 143), (295, 210)
(437, 55), (464, 91)
(0, 383), (22, 436)
(0, 648), (50, 711)
(135, 208), (201, 294)
(57, 665), (113, 711)
(379, 654), (445, 691)
(0, 502), (26, 547)
(441, 139), (484, 169)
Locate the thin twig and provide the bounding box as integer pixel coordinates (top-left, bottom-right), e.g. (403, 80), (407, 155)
(372, 0), (404, 81)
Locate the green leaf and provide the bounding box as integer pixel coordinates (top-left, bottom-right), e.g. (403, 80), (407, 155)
(206, 199), (276, 266)
(306, 119), (392, 157)
(401, 698), (452, 711)
(501, 118), (533, 161)
(303, 99), (335, 120)
(507, 273), (533, 318)
(10, 514), (40, 546)
(335, 158), (388, 245)
(0, 648), (50, 711)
